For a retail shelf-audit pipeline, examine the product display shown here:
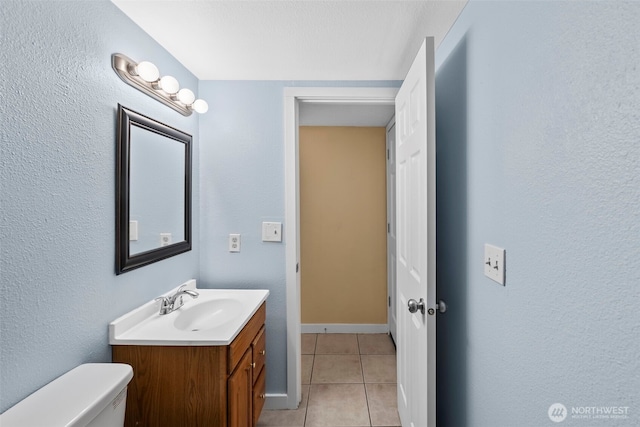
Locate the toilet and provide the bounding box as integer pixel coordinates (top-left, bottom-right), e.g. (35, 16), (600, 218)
(0, 363), (133, 427)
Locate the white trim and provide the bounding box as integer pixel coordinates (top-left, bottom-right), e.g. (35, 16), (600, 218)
(285, 87), (398, 103)
(385, 116), (397, 344)
(284, 90), (301, 410)
(263, 393), (289, 410)
(283, 86), (398, 410)
(301, 324), (390, 334)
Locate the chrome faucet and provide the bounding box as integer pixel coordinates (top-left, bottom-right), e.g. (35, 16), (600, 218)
(155, 285), (199, 315)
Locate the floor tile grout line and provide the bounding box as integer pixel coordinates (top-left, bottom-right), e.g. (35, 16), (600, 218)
(303, 381), (311, 427)
(360, 351), (374, 426)
(303, 334), (317, 427)
(357, 334), (374, 426)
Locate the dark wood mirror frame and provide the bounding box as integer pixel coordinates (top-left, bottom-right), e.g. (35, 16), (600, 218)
(116, 104), (192, 274)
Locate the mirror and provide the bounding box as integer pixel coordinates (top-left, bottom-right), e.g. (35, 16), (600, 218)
(116, 104), (192, 274)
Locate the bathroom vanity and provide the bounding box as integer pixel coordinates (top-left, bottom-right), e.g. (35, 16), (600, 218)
(109, 282), (269, 427)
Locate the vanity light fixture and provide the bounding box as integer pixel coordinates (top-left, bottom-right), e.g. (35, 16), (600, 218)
(112, 53), (208, 116)
(155, 75), (180, 95)
(177, 88), (196, 105)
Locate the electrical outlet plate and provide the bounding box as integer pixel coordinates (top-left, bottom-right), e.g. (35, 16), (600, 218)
(484, 244), (505, 285)
(160, 233), (172, 247)
(262, 222), (282, 242)
(229, 234), (241, 252)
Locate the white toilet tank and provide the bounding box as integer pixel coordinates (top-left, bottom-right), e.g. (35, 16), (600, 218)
(0, 363), (133, 427)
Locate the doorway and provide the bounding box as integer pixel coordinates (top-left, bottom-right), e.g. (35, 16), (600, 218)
(283, 87), (398, 409)
(299, 126), (387, 330)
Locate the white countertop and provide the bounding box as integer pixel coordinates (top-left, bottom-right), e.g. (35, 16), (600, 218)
(109, 280), (269, 346)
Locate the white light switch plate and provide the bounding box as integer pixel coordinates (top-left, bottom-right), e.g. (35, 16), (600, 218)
(129, 220), (139, 241)
(229, 234), (241, 252)
(262, 222), (282, 242)
(484, 244), (505, 285)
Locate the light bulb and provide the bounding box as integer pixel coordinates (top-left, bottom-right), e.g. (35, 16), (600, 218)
(177, 88), (195, 105)
(192, 99), (209, 114)
(158, 76), (179, 94)
(134, 61), (159, 82)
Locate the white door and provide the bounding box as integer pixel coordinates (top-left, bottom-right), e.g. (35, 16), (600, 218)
(395, 38), (436, 427)
(386, 119), (398, 343)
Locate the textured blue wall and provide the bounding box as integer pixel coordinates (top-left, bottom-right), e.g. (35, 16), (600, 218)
(3, 0), (638, 422)
(197, 80), (400, 394)
(435, 1), (640, 426)
(0, 1), (200, 411)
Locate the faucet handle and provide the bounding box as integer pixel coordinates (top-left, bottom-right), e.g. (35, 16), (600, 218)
(173, 295), (184, 310)
(154, 296), (171, 315)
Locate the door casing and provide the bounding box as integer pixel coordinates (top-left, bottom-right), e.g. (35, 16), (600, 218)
(282, 87), (398, 410)
(386, 117), (398, 343)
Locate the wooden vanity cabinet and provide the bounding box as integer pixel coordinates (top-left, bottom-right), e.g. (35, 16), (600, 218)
(112, 303), (266, 427)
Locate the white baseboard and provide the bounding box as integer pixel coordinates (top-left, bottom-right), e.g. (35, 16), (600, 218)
(264, 393), (296, 410)
(301, 324), (389, 334)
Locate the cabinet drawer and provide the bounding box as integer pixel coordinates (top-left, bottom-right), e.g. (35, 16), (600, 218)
(252, 366), (266, 427)
(229, 303), (266, 374)
(251, 326), (266, 384)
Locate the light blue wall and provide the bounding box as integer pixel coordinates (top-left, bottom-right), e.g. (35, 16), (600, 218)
(435, 1), (640, 426)
(197, 80), (400, 393)
(0, 1), (200, 412)
(0, 0), (399, 408)
(3, 0), (638, 422)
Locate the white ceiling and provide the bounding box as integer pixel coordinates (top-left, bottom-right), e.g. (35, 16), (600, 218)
(111, 0), (467, 81)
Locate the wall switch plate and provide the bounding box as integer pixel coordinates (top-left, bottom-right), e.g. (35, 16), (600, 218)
(129, 220), (139, 241)
(160, 233), (172, 247)
(229, 234), (241, 252)
(262, 222), (282, 242)
(484, 244), (505, 285)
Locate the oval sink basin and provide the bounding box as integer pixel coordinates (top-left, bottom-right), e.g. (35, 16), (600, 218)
(173, 298), (243, 332)
(109, 281), (269, 346)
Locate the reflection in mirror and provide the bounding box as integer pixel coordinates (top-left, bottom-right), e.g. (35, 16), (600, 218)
(129, 126), (186, 255)
(116, 105), (192, 274)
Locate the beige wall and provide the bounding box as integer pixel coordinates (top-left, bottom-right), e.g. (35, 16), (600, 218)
(300, 126), (387, 324)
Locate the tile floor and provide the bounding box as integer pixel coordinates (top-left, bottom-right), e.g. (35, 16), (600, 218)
(258, 333), (400, 427)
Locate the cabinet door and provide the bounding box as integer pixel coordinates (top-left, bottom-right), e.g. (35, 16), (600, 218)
(251, 326), (266, 384)
(228, 348), (253, 427)
(252, 366), (266, 427)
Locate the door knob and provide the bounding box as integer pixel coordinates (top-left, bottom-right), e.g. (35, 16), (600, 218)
(407, 298), (425, 315)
